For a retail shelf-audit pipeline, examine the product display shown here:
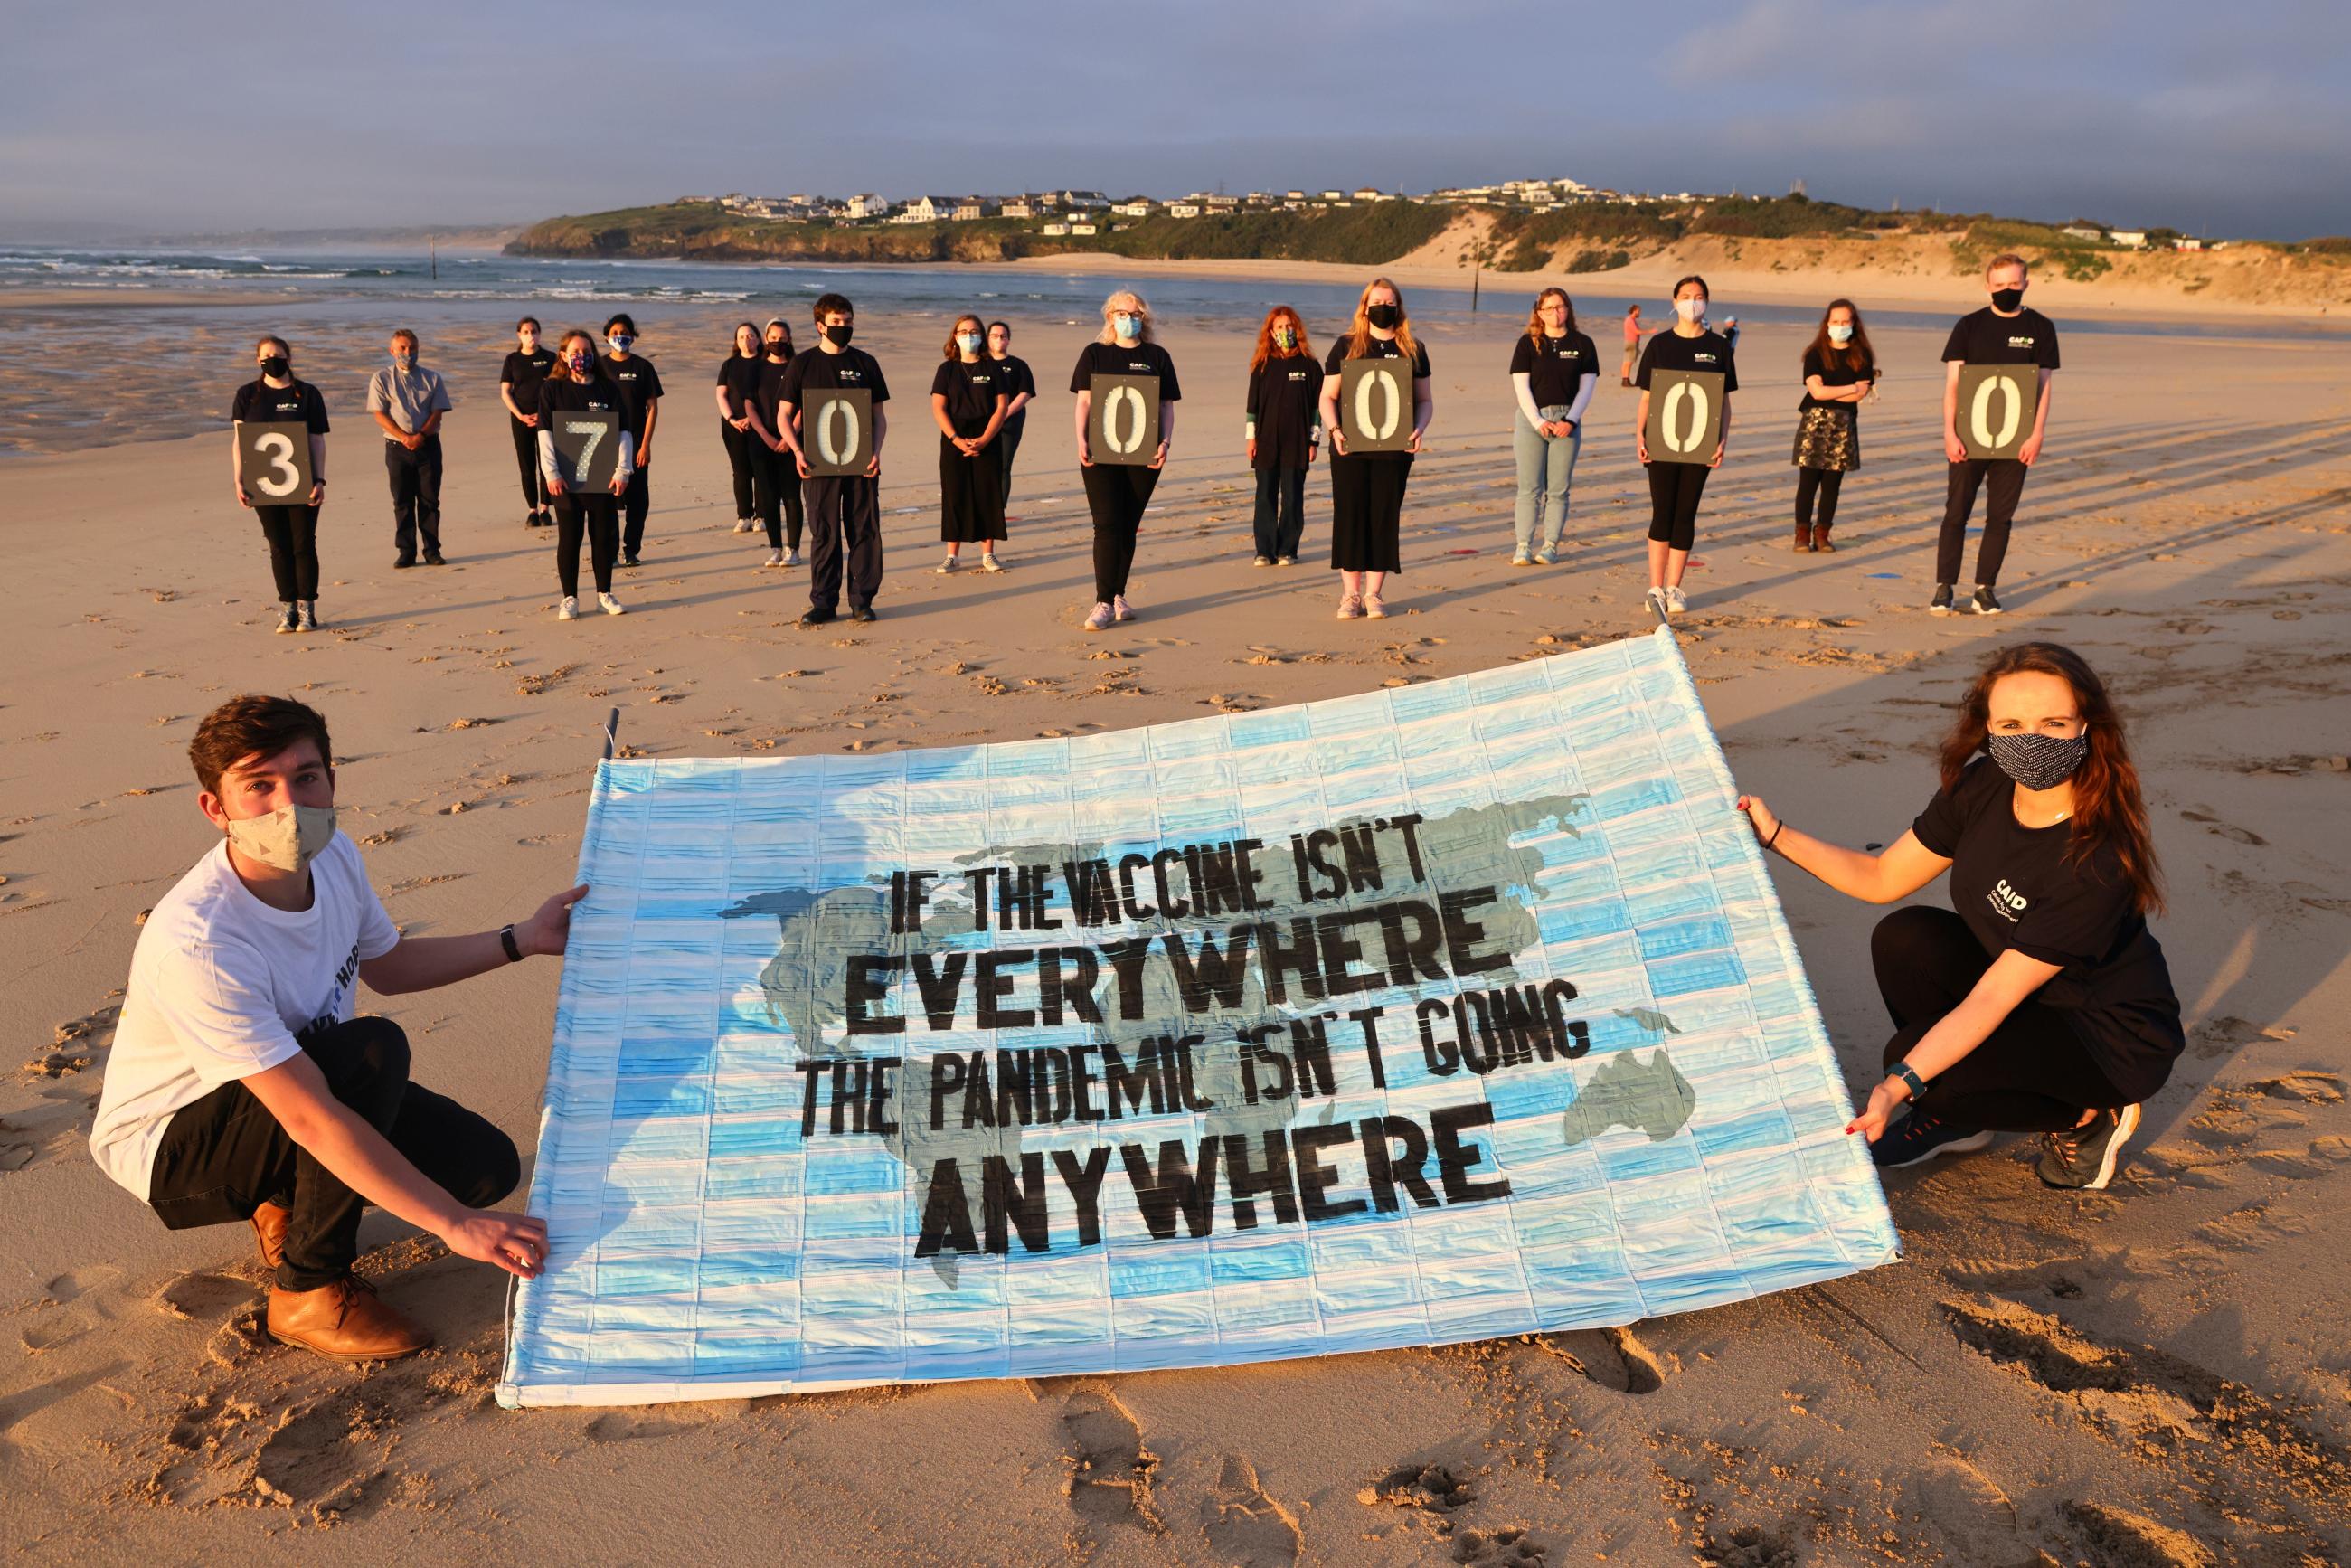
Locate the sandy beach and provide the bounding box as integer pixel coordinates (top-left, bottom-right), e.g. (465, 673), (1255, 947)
(2, 292), (2346, 1563)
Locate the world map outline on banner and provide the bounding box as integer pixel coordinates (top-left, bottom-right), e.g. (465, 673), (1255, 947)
(500, 627), (1899, 1408)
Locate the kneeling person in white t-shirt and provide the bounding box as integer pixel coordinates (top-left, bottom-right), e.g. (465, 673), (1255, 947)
(90, 695), (587, 1362)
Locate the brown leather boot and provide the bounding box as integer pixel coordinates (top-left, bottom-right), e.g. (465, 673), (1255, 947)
(1793, 522), (1812, 552)
(1812, 526), (1836, 553)
(250, 1201), (289, 1272)
(266, 1276), (432, 1362)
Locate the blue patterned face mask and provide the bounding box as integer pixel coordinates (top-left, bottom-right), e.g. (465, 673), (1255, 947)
(1986, 731), (2088, 791)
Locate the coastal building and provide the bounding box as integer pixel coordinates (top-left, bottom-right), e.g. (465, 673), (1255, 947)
(1167, 203), (1201, 219)
(1112, 200), (1153, 218)
(1069, 222), (1098, 235)
(1056, 190), (1111, 211)
(898, 195), (956, 223)
(845, 194), (886, 220)
(1353, 186), (1386, 201)
(999, 197), (1034, 220)
(1319, 189), (1344, 201)
(2061, 225), (2104, 241)
(1041, 222), (1071, 236)
(950, 199), (986, 221)
(2110, 230), (2148, 249)
(2173, 236), (2205, 250)
(1285, 190), (1307, 201)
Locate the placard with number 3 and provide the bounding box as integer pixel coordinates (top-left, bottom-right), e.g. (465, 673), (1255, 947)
(237, 421), (314, 503)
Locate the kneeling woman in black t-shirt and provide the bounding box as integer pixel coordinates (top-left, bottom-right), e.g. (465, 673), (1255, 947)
(1735, 642), (2182, 1190)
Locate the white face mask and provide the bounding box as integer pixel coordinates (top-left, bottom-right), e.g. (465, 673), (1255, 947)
(225, 804), (338, 873)
(1674, 298), (1707, 323)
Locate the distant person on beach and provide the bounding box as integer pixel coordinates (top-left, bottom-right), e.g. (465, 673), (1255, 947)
(600, 313), (663, 568)
(89, 695), (581, 1360)
(1734, 642), (2181, 1189)
(536, 329), (635, 619)
(742, 318), (804, 568)
(1508, 287), (1598, 566)
(1319, 277), (1432, 621)
(1790, 299), (1876, 553)
(931, 313), (1011, 573)
(231, 335), (329, 635)
(1619, 304), (1643, 384)
(1072, 289), (1180, 631)
(366, 328), (452, 570)
(778, 292), (890, 626)
(715, 322), (764, 536)
(1243, 305), (1321, 566)
(986, 321), (1037, 515)
(498, 317), (557, 528)
(1932, 254), (2059, 617)
(1633, 275), (1735, 617)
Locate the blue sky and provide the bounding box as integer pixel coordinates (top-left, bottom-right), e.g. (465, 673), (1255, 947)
(8, 0), (2347, 240)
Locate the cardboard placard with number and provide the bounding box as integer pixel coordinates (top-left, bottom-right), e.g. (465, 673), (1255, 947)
(1956, 364), (2037, 460)
(1643, 369), (1726, 466)
(549, 410), (622, 488)
(1338, 357), (1417, 453)
(1086, 373), (1161, 467)
(803, 387), (874, 477)
(236, 420), (315, 505)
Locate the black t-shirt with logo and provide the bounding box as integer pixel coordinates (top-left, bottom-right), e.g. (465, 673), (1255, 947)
(1912, 757), (2183, 1094)
(501, 347), (559, 418)
(1636, 329), (1738, 393)
(779, 345), (892, 408)
(1941, 307), (2060, 371)
(232, 378), (331, 432)
(1245, 352), (1325, 470)
(1799, 345), (1876, 411)
(534, 374), (624, 423)
(992, 354), (1038, 431)
(715, 353), (763, 420)
(930, 358), (1009, 440)
(601, 354), (665, 443)
(1509, 330), (1600, 408)
(1070, 340), (1182, 401)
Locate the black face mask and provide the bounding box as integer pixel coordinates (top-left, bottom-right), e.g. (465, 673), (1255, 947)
(766, 339), (789, 357)
(260, 355), (290, 379)
(1990, 287), (2025, 313)
(1364, 303), (1400, 329)
(823, 323), (854, 348)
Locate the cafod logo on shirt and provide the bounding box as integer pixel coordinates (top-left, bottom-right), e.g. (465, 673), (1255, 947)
(1988, 878), (2029, 922)
(2007, 336), (2035, 349)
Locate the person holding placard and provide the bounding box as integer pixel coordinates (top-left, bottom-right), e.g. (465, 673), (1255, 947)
(535, 331), (635, 620)
(714, 322), (764, 536)
(600, 313), (663, 568)
(1319, 278), (1433, 621)
(742, 319), (804, 569)
(1244, 306), (1321, 567)
(778, 293), (890, 627)
(1734, 642), (2179, 1189)
(1633, 275), (1736, 618)
(986, 321), (1036, 515)
(1508, 288), (1599, 566)
(366, 328), (453, 570)
(931, 314), (1011, 574)
(1790, 299), (1876, 553)
(231, 335), (330, 635)
(498, 317), (557, 529)
(1071, 289), (1180, 631)
(1931, 254), (2060, 616)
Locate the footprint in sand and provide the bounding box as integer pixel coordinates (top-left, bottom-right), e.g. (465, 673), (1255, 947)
(252, 1398), (389, 1522)
(1200, 1453), (1303, 1565)
(1062, 1385), (1162, 1535)
(2062, 1501), (2218, 1568)
(156, 1270), (252, 1323)
(2177, 808), (2266, 846)
(1358, 1459), (1475, 1527)
(1530, 1325), (1666, 1393)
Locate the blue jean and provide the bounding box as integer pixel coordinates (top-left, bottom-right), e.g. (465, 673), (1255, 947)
(1513, 407), (1580, 551)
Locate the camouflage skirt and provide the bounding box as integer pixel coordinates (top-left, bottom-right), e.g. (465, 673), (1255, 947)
(1791, 406), (1859, 471)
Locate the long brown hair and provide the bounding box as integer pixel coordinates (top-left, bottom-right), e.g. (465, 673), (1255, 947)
(941, 313), (985, 361)
(1342, 277), (1420, 364)
(549, 329), (602, 383)
(1251, 306), (1310, 372)
(1525, 287), (1575, 345)
(1939, 642), (2164, 913)
(1805, 298), (1874, 375)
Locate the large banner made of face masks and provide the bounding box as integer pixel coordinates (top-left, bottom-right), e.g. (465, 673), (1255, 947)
(499, 628), (1897, 1408)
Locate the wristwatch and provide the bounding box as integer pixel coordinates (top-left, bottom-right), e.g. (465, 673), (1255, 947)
(1888, 1062), (1929, 1101)
(500, 922), (524, 963)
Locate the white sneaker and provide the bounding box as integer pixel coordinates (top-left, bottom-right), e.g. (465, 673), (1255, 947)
(1253, 555), (1273, 567)
(1533, 547), (1557, 565)
(732, 516), (754, 534)
(979, 553), (1006, 573)
(1276, 555), (1297, 567)
(1643, 587), (1668, 619)
(296, 601), (318, 633)
(1364, 593), (1387, 619)
(1336, 593), (1363, 620)
(937, 555), (958, 574)
(557, 595), (579, 620)
(1083, 601), (1114, 631)
(783, 546), (801, 567)
(599, 592), (626, 616)
(1510, 550), (1532, 567)
(764, 549), (784, 567)
(1112, 595), (1134, 622)
(1665, 586), (1689, 614)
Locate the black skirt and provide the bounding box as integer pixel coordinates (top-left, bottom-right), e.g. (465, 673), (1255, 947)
(1328, 452), (1411, 573)
(939, 437), (1006, 543)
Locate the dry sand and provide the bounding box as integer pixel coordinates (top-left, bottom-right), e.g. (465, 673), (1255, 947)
(1, 298), (2346, 1564)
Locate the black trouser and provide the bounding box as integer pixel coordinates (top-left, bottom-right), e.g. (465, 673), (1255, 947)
(1646, 461), (1709, 550)
(255, 504), (321, 602)
(1873, 906), (2128, 1132)
(753, 444), (804, 552)
(553, 492), (620, 598)
(996, 420), (1024, 515)
(1253, 466), (1308, 560)
(1795, 468), (1845, 534)
(720, 420), (757, 518)
(620, 464), (652, 557)
(386, 435), (444, 560)
(1082, 462), (1160, 601)
(508, 415), (547, 512)
(146, 1017), (519, 1292)
(803, 474), (882, 612)
(1938, 458), (2026, 587)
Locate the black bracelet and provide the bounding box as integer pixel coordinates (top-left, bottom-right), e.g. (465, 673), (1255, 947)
(500, 922), (524, 963)
(1889, 1062), (1930, 1100)
(1766, 819), (1784, 849)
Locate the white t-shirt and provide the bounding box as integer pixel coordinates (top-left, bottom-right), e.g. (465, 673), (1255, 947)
(90, 834), (401, 1200)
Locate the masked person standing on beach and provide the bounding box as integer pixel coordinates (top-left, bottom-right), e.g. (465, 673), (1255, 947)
(714, 322), (765, 538)
(231, 335), (330, 635)
(742, 319), (805, 569)
(1243, 306), (1321, 567)
(366, 328), (453, 570)
(1789, 299), (1876, 553)
(1932, 254), (2059, 617)
(778, 292), (890, 626)
(600, 313), (663, 569)
(1320, 278), (1434, 622)
(931, 313), (1011, 575)
(90, 695), (582, 1360)
(1633, 274), (1735, 619)
(536, 330), (635, 619)
(1071, 289), (1180, 631)
(499, 317), (558, 528)
(986, 321), (1036, 516)
(1507, 288), (1598, 567)
(1733, 642), (2181, 1190)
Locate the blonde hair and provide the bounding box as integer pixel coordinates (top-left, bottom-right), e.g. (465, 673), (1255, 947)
(1096, 289), (1155, 345)
(1342, 277), (1420, 364)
